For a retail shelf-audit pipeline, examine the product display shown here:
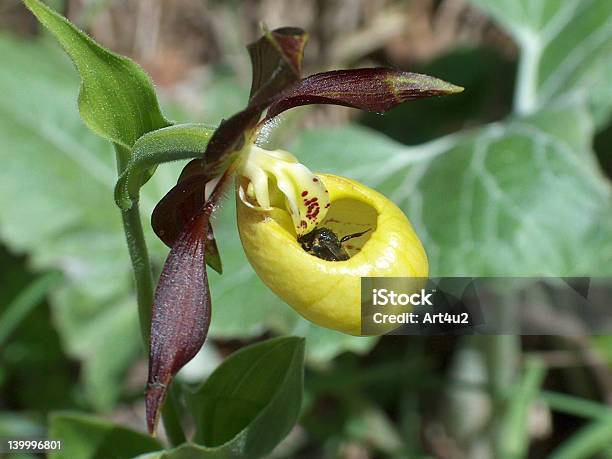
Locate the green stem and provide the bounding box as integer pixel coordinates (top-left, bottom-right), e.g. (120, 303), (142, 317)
(114, 144), (185, 446)
(483, 295), (521, 459)
(120, 201), (154, 346)
(499, 358), (546, 459)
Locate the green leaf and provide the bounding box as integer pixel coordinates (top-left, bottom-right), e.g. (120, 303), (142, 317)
(48, 412), (162, 459)
(23, 0), (171, 147)
(469, 0), (612, 123)
(114, 123), (215, 210)
(0, 412), (45, 438)
(186, 337), (304, 457)
(134, 338), (306, 459)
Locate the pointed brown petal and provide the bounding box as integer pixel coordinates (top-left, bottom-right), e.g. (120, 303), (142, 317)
(265, 68), (464, 120)
(152, 166), (232, 273)
(152, 174), (205, 247)
(152, 102), (263, 249)
(151, 28), (307, 246)
(248, 26), (308, 105)
(146, 215), (211, 435)
(150, 173), (222, 274)
(202, 104), (263, 172)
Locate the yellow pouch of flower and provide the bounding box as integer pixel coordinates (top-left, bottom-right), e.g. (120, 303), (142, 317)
(237, 173), (428, 335)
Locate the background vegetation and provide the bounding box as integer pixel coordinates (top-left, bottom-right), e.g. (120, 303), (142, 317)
(1, 0), (611, 458)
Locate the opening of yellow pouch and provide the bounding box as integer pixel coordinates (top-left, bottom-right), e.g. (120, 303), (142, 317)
(240, 177), (379, 261)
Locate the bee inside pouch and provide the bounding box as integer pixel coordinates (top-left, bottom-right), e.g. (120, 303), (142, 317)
(238, 176), (378, 261)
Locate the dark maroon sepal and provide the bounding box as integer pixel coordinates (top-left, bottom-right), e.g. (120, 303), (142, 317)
(151, 172), (222, 274)
(248, 26), (307, 105)
(265, 68), (464, 120)
(147, 171), (233, 434)
(146, 214), (211, 435)
(152, 28), (309, 248)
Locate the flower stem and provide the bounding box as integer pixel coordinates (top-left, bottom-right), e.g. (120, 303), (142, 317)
(483, 296), (521, 458)
(114, 144), (185, 445)
(120, 201), (154, 346)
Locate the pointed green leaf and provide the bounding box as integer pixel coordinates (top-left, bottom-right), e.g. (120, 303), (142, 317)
(134, 338), (306, 458)
(23, 0), (171, 147)
(48, 412), (162, 459)
(115, 123), (215, 210)
(186, 337), (305, 457)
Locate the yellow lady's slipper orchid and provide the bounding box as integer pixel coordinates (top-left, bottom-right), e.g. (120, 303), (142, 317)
(236, 149), (428, 335)
(143, 25), (461, 432)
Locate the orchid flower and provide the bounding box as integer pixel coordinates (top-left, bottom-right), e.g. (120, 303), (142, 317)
(146, 27), (463, 433)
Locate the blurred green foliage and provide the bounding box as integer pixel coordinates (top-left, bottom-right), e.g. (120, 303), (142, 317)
(361, 46), (516, 145)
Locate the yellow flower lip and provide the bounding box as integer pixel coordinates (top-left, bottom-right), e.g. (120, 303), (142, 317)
(237, 173), (429, 335)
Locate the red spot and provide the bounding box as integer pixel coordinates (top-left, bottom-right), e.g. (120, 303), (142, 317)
(301, 191), (308, 197)
(325, 203), (330, 208)
(313, 178), (319, 182)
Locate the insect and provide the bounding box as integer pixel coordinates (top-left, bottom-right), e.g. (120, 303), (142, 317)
(298, 227), (370, 261)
